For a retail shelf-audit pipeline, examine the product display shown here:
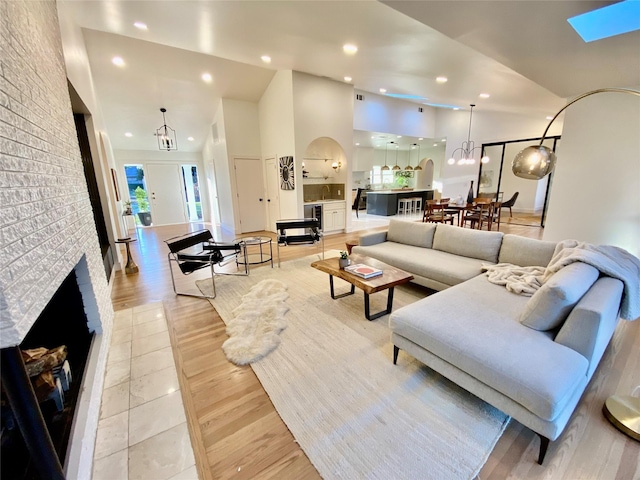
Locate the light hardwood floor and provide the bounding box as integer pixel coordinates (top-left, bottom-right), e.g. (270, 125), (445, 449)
(110, 219), (639, 480)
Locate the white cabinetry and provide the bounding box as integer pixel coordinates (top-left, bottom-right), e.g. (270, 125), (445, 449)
(322, 201), (346, 233)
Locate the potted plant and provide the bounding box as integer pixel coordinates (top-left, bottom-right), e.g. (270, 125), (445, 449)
(339, 251), (350, 269)
(134, 187), (152, 226)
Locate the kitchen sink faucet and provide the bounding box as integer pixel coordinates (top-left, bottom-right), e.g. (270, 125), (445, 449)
(321, 185), (331, 200)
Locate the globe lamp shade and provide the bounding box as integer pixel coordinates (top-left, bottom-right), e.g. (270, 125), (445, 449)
(512, 145), (557, 180)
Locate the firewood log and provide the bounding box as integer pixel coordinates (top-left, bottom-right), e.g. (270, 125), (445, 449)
(22, 346), (68, 377)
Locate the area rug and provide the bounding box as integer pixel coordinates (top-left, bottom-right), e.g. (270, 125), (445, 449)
(221, 279), (289, 365)
(196, 252), (509, 479)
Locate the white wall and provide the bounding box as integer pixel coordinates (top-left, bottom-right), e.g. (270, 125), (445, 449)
(221, 99), (262, 232)
(543, 90), (640, 256)
(57, 2), (123, 244)
(354, 90), (436, 139)
(292, 72), (354, 218)
(209, 102), (234, 233)
(435, 108), (563, 200)
(259, 71), (296, 220)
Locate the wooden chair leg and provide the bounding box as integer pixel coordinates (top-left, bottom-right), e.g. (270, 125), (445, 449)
(393, 345), (399, 364)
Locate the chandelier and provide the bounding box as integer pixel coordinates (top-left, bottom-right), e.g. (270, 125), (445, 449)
(447, 104), (488, 165)
(156, 108), (177, 151)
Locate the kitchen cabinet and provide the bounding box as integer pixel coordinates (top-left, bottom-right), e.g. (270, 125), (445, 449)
(322, 201), (346, 232)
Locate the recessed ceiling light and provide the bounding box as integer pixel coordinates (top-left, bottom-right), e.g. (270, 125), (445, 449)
(188, 137), (194, 141)
(436, 76), (448, 83)
(479, 93), (491, 98)
(124, 132), (133, 137)
(441, 138), (446, 142)
(379, 88), (387, 93)
(343, 44), (358, 55)
(133, 22), (148, 30)
(433, 143), (438, 147)
(112, 56), (125, 67)
(453, 107), (460, 110)
(201, 73), (212, 83)
(546, 116), (554, 120)
(344, 76), (352, 82)
(371, 136), (375, 139)
(355, 142), (360, 146)
(397, 135), (402, 138)
(419, 138), (424, 141)
(261, 55), (271, 63)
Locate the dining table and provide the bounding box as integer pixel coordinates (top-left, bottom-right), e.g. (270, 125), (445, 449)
(426, 202), (477, 226)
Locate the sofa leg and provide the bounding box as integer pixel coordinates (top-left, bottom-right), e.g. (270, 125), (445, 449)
(393, 345), (399, 364)
(537, 434), (550, 465)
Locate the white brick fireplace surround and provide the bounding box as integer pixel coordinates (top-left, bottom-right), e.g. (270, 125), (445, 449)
(1, 1), (114, 478)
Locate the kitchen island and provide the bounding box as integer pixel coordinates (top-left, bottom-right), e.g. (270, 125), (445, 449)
(366, 189), (434, 216)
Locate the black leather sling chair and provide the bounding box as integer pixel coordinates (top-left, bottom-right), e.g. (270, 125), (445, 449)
(165, 229), (248, 299)
(275, 218), (324, 267)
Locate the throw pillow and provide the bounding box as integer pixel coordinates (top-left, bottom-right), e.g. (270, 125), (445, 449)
(520, 262), (600, 331)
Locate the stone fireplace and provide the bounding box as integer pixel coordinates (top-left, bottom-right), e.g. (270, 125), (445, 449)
(1, 1), (115, 478)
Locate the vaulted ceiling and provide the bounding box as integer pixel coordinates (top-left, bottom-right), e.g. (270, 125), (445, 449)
(58, 1), (639, 153)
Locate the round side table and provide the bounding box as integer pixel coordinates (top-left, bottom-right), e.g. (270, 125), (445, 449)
(115, 237), (139, 274)
(345, 239), (358, 255)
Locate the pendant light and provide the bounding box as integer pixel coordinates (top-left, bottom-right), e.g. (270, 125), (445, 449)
(156, 108), (177, 151)
(381, 141), (392, 171)
(392, 143), (401, 170)
(414, 143), (423, 171)
(405, 143), (414, 170)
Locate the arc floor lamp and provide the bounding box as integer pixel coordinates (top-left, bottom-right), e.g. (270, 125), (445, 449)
(513, 87), (640, 441)
(512, 87), (640, 180)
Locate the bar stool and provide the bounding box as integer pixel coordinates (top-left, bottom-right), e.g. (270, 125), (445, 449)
(409, 197), (422, 215)
(398, 198), (410, 215)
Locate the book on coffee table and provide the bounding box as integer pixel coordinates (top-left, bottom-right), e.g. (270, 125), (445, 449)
(344, 263), (383, 279)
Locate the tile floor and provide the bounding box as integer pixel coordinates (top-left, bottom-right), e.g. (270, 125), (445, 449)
(92, 303), (198, 480)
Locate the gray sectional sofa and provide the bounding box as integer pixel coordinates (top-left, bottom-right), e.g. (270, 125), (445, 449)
(352, 220), (625, 464)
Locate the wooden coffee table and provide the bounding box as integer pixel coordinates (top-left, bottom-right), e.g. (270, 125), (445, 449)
(311, 254), (413, 321)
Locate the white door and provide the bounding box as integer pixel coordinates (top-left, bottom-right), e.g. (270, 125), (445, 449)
(146, 163), (187, 226)
(234, 158), (266, 233)
(265, 157), (281, 232)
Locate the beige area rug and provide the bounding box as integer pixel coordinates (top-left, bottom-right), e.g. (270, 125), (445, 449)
(197, 252), (509, 479)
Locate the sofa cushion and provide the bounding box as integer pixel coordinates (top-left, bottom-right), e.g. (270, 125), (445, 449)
(520, 262), (600, 331)
(386, 219), (437, 248)
(352, 242), (489, 287)
(432, 224), (503, 263)
(389, 275), (589, 421)
(498, 235), (557, 267)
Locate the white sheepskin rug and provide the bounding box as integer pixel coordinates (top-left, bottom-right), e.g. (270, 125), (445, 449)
(222, 279), (289, 365)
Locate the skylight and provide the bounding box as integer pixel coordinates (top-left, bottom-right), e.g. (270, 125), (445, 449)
(568, 0), (640, 42)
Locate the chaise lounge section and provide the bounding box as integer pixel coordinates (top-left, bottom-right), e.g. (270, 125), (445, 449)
(353, 220), (626, 463)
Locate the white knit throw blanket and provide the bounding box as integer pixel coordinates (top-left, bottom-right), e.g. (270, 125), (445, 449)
(482, 263), (545, 296)
(483, 240), (640, 320)
(544, 240), (640, 320)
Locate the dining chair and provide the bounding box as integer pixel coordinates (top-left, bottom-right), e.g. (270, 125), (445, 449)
(490, 201), (502, 230)
(423, 200), (454, 224)
(352, 188), (364, 218)
(462, 198), (492, 229)
(500, 191), (519, 217)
